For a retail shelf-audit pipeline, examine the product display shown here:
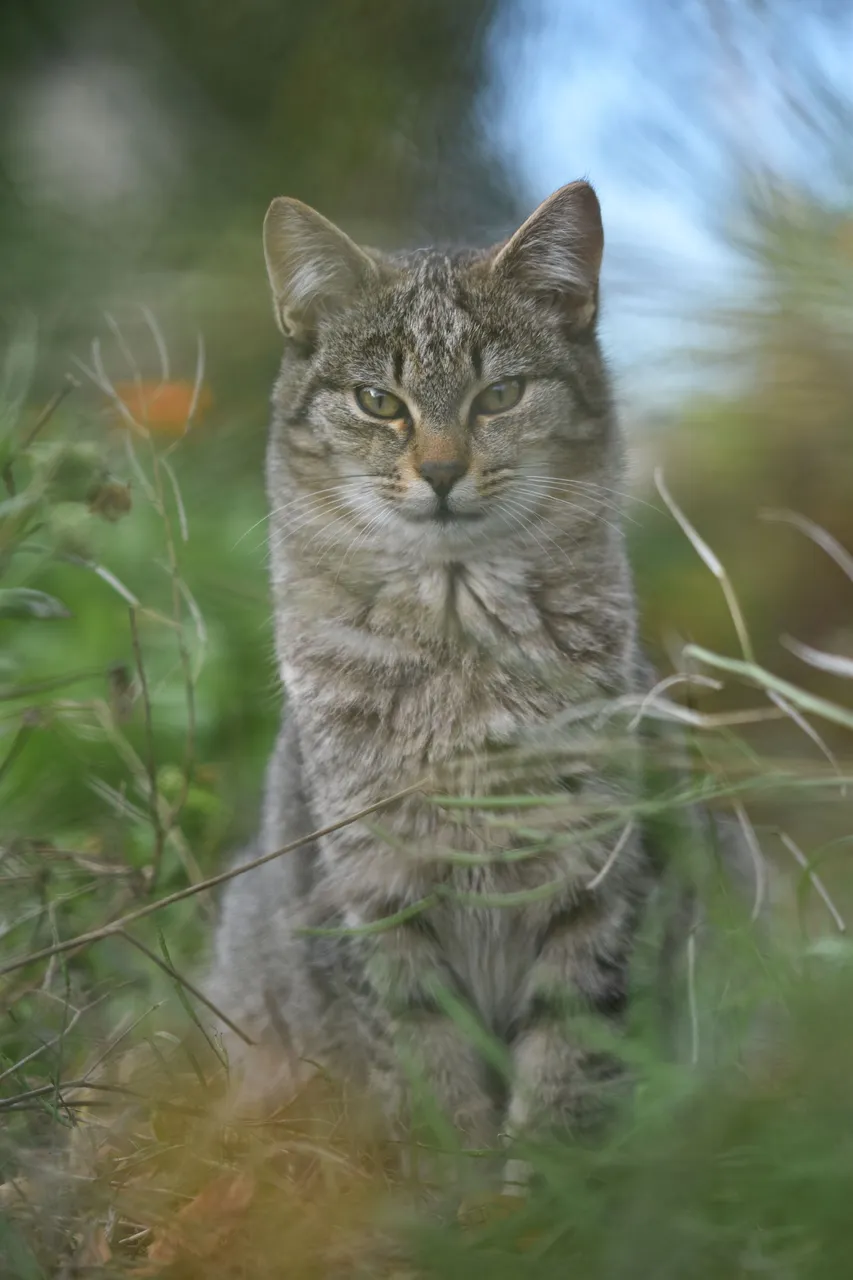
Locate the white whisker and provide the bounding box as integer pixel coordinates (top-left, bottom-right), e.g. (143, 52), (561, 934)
(262, 496), (355, 557)
(524, 474), (658, 517)
(519, 477), (630, 524)
(500, 496), (575, 574)
(515, 483), (625, 540)
(332, 506), (395, 585)
(274, 497), (357, 557)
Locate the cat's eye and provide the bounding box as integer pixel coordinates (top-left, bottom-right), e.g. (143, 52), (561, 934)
(355, 386), (407, 420)
(472, 377), (525, 416)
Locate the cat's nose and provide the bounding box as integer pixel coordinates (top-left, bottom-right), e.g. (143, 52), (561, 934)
(418, 459), (468, 499)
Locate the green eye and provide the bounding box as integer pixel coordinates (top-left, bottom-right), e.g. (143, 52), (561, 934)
(355, 386), (407, 419)
(472, 377), (525, 416)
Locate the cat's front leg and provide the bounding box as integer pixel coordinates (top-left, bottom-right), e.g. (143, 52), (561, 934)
(506, 889), (638, 1148)
(342, 905), (500, 1174)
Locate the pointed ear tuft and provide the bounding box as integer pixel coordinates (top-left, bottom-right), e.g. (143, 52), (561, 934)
(491, 181), (604, 332)
(263, 198), (376, 340)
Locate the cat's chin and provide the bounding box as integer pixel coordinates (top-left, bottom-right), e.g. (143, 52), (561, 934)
(404, 510), (485, 526)
(386, 511), (507, 563)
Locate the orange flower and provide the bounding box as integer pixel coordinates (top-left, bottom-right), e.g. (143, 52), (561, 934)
(113, 381), (213, 435)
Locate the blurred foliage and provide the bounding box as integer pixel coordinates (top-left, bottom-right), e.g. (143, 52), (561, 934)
(2, 0), (853, 1275)
(0, 0), (520, 431)
(635, 178), (853, 673)
(0, 318), (276, 1099)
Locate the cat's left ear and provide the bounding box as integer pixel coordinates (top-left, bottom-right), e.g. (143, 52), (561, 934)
(491, 181), (603, 333)
(263, 197), (377, 340)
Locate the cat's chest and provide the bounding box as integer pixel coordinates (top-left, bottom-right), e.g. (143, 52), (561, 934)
(297, 597), (565, 768)
(372, 559), (548, 653)
(284, 557), (612, 778)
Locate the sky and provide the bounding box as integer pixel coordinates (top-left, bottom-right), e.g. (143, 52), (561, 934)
(485, 0), (853, 408)
(5, 0), (853, 415)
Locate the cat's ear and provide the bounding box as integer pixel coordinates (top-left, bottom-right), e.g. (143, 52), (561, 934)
(491, 181), (603, 332)
(263, 198), (377, 340)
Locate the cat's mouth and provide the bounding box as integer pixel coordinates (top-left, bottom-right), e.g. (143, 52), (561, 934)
(409, 507), (484, 526)
(406, 497), (485, 526)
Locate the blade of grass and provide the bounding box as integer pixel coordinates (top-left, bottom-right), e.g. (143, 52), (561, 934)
(655, 467), (754, 662)
(683, 646), (853, 732)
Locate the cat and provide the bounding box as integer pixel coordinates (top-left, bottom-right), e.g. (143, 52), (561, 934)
(207, 180), (701, 1161)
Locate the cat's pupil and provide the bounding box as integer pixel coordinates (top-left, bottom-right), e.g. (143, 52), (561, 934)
(357, 386), (403, 419)
(474, 376), (524, 416)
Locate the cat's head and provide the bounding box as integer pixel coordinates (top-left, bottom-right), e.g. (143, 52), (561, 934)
(264, 182), (619, 564)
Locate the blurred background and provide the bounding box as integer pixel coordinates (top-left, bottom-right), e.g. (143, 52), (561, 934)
(2, 0), (853, 966)
(3, 5), (853, 1271)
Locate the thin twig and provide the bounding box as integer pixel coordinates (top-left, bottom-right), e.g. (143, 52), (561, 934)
(119, 928), (254, 1045)
(686, 931), (699, 1067)
(0, 1008), (84, 1087)
(20, 374), (80, 450)
(778, 831), (846, 934)
(733, 802), (767, 923)
(155, 924), (227, 1070)
(0, 1079), (197, 1113)
(0, 778), (427, 979)
(173, 576), (208, 683)
(79, 1000), (165, 1084)
(142, 439), (196, 844)
(0, 990), (115, 1085)
(2, 374), (78, 495)
(128, 606), (166, 886)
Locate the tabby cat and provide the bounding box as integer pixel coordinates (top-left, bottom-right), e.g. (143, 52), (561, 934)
(209, 181), (681, 1159)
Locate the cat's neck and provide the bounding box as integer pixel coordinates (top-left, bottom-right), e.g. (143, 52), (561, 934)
(271, 521), (632, 672)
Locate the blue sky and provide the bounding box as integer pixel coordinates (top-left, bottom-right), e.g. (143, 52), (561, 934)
(485, 0), (853, 408)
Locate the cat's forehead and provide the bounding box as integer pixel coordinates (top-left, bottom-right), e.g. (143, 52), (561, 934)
(384, 251), (476, 374)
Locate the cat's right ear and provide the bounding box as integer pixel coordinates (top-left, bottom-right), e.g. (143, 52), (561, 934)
(491, 181), (604, 333)
(263, 198), (377, 340)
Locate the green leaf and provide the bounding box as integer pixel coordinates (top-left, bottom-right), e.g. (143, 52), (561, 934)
(0, 588), (71, 620)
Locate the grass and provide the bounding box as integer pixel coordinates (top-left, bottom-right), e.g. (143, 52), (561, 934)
(2, 316), (853, 1278)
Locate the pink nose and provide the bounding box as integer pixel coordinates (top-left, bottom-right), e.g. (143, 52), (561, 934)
(418, 459), (467, 498)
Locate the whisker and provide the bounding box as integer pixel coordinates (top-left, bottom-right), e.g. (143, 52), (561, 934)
(302, 508), (361, 563)
(500, 496), (575, 574)
(262, 496), (355, 556)
(523, 474), (659, 516)
(495, 500), (551, 563)
(518, 477), (631, 523)
(235, 485), (365, 548)
(277, 497), (358, 557)
(515, 484), (626, 540)
(332, 507), (394, 585)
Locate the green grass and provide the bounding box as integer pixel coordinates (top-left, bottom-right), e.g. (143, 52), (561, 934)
(2, 317), (853, 1279)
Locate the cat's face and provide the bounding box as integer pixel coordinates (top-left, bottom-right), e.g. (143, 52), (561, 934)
(265, 184), (618, 562)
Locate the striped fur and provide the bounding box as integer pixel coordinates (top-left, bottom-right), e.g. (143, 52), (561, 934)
(209, 183), (660, 1148)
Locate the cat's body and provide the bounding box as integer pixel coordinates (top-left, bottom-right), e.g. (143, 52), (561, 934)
(209, 184), (676, 1149)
